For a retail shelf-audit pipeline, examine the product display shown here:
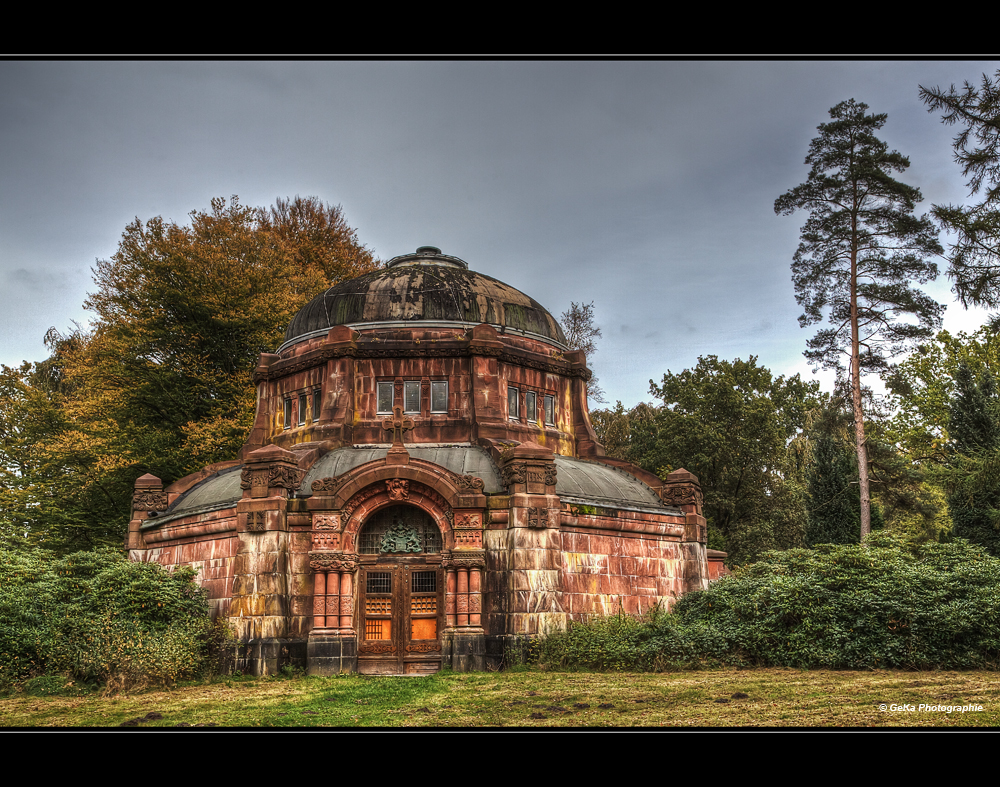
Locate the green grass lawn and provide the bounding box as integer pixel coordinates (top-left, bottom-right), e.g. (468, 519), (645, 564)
(3, 668), (999, 728)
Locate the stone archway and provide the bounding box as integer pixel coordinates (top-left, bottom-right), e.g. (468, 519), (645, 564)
(307, 470), (487, 675)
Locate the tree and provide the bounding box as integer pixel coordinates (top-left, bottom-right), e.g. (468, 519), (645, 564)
(636, 356), (821, 564)
(806, 431), (861, 547)
(944, 363), (1000, 555)
(775, 99), (944, 539)
(920, 70), (1000, 308)
(559, 301), (607, 404)
(590, 400), (656, 464)
(0, 196), (379, 552)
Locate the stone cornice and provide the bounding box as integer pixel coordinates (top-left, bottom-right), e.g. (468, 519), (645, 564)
(253, 341), (592, 384)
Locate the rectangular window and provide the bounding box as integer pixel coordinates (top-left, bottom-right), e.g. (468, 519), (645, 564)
(312, 388), (322, 422)
(544, 395), (555, 426)
(508, 386), (519, 420)
(298, 394), (307, 426)
(431, 381), (448, 413)
(404, 381), (421, 414)
(283, 398), (292, 429)
(525, 391), (537, 423)
(377, 381), (394, 414)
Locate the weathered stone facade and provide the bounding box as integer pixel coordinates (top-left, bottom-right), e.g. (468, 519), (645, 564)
(129, 246), (713, 674)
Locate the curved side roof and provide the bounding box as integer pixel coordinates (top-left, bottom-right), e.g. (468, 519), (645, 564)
(145, 466), (243, 528)
(145, 448), (673, 528)
(554, 455), (672, 513)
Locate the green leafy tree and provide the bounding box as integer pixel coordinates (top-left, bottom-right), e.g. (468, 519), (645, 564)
(0, 328), (129, 552)
(945, 364), (1000, 555)
(775, 99), (944, 539)
(920, 70), (1000, 308)
(635, 356), (821, 564)
(590, 400), (656, 464)
(885, 326), (1000, 463)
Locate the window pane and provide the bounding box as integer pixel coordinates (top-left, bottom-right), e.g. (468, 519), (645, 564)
(412, 571), (437, 592)
(298, 394), (307, 426)
(283, 398), (292, 429)
(404, 381), (421, 414)
(525, 391), (536, 423)
(544, 395), (554, 425)
(508, 386), (519, 419)
(313, 389), (321, 421)
(377, 382), (393, 413)
(431, 381), (448, 413)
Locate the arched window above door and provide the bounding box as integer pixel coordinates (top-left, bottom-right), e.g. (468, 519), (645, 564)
(358, 505), (442, 555)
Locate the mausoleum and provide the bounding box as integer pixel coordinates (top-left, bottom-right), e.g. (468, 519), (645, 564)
(127, 246), (714, 675)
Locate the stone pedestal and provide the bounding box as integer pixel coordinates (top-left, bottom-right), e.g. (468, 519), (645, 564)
(442, 629), (486, 672)
(307, 630), (358, 675)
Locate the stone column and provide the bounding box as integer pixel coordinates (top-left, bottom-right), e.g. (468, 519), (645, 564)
(660, 468), (710, 592)
(307, 552), (358, 675)
(231, 445), (302, 676)
(312, 570), (327, 629)
(442, 549), (486, 672)
(501, 443), (565, 642)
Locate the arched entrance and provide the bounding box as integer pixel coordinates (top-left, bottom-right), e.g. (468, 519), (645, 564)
(356, 504), (445, 675)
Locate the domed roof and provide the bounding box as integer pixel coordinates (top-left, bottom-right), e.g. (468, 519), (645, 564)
(282, 246), (568, 348)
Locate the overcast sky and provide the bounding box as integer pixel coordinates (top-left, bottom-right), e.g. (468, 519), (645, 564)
(2, 59), (998, 407)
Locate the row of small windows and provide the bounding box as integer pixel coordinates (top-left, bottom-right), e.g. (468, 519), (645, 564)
(284, 388), (322, 429)
(509, 386), (555, 426)
(283, 381), (555, 427)
(377, 381), (449, 415)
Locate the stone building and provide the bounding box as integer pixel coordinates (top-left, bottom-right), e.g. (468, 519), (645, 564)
(127, 246), (715, 675)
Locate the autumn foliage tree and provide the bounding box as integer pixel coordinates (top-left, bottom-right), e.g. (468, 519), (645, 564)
(0, 196), (378, 552)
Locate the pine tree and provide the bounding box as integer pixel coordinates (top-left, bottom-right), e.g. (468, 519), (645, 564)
(920, 70), (1000, 308)
(775, 99), (943, 539)
(807, 432), (860, 546)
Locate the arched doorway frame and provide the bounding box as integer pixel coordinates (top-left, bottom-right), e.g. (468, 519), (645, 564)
(307, 459), (488, 674)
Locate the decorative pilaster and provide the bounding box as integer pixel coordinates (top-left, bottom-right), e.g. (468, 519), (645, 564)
(442, 549), (487, 672)
(660, 467), (710, 593)
(306, 551), (359, 676)
(231, 446), (302, 673)
(501, 442), (565, 638)
(660, 468), (707, 544)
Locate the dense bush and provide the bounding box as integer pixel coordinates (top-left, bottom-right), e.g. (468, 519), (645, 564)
(0, 548), (229, 691)
(533, 533), (1000, 671)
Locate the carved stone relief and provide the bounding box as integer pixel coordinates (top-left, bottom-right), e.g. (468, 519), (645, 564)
(313, 513), (340, 530)
(132, 491), (168, 511)
(527, 507), (548, 528)
(386, 478), (409, 501)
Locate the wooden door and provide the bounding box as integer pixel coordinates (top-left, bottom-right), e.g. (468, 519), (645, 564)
(358, 562), (443, 674)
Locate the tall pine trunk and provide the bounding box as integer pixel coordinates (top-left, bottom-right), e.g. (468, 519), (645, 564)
(850, 216), (872, 539)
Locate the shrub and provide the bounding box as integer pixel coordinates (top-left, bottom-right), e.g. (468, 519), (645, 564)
(673, 532), (1000, 669)
(529, 533), (1000, 672)
(0, 547), (227, 690)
